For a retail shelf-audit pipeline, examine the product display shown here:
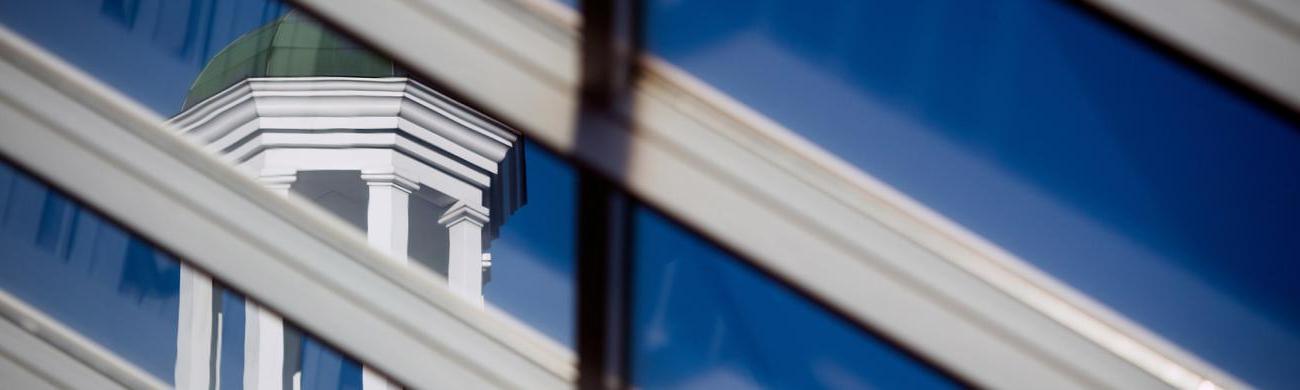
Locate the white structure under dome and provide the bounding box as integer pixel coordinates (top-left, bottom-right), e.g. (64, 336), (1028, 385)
(167, 76), (525, 389)
(170, 76), (524, 299)
(160, 12), (527, 388)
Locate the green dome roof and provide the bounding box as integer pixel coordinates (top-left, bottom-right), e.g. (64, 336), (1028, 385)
(184, 11), (404, 107)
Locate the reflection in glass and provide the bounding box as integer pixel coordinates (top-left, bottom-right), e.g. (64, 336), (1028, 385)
(646, 1), (1300, 386)
(216, 285), (247, 389)
(294, 326), (363, 390)
(0, 161), (366, 388)
(0, 161), (179, 380)
(631, 208), (959, 389)
(0, 0), (287, 116)
(0, 0), (576, 348)
(483, 141), (577, 347)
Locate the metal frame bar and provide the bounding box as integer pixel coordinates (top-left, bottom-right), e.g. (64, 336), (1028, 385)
(573, 1), (641, 389)
(573, 176), (633, 390)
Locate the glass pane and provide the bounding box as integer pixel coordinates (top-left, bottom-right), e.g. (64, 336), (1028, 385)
(484, 141), (577, 347)
(0, 160), (366, 388)
(0, 0), (576, 347)
(645, 1), (1300, 387)
(295, 328), (363, 390)
(631, 207), (960, 389)
(0, 162), (179, 380)
(0, 0), (288, 116)
(216, 286), (247, 388)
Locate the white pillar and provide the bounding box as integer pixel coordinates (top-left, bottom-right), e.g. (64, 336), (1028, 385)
(360, 172), (415, 390)
(438, 201), (489, 303)
(244, 305), (284, 390)
(361, 172), (416, 263)
(243, 170), (296, 389)
(175, 265), (213, 389)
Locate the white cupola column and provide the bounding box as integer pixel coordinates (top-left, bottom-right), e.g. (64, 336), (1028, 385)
(175, 266), (214, 389)
(438, 201), (490, 303)
(244, 302), (285, 390)
(361, 172), (417, 263)
(243, 170), (297, 390)
(359, 172), (416, 390)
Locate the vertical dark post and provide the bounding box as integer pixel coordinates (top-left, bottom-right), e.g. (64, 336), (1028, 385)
(578, 0), (639, 109)
(575, 177), (632, 390)
(574, 0), (640, 389)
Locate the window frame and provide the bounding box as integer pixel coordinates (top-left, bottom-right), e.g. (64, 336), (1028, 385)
(1, 0), (1295, 388)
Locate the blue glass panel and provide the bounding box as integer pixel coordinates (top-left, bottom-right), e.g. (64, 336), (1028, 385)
(483, 140), (577, 347)
(0, 161), (180, 381)
(218, 286), (247, 389)
(631, 208), (959, 389)
(0, 0), (287, 116)
(297, 331), (363, 390)
(646, 1), (1300, 386)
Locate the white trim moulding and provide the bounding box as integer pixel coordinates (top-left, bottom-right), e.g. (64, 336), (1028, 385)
(288, 0), (1271, 388)
(0, 25), (574, 389)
